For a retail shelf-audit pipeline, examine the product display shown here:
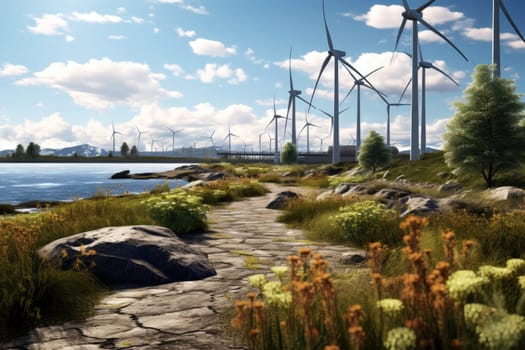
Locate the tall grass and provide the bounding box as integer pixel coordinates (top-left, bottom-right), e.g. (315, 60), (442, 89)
(187, 178), (268, 205)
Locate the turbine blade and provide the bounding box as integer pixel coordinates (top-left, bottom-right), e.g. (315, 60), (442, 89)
(418, 17), (468, 61)
(364, 66), (384, 79)
(393, 17), (407, 55)
(399, 78), (412, 103)
(322, 0), (334, 51)
(500, 1), (525, 42)
(340, 83), (356, 107)
(273, 95), (276, 116)
(418, 42), (424, 62)
(298, 124), (307, 136)
(285, 95), (293, 134)
(430, 65), (459, 86)
(265, 117), (274, 130)
(401, 0), (410, 11)
(308, 55), (332, 113)
(417, 0), (436, 12)
(289, 47), (294, 90)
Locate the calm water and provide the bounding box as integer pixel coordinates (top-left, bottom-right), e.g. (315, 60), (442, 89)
(0, 163), (189, 205)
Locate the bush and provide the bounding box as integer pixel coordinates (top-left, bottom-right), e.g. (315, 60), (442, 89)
(280, 142), (297, 164)
(142, 189), (209, 234)
(330, 200), (403, 247)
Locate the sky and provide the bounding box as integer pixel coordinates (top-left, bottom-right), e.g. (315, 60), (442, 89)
(0, 0), (524, 153)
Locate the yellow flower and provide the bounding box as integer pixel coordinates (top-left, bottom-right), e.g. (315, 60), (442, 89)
(384, 327), (416, 350)
(247, 274), (267, 290)
(447, 270), (488, 300)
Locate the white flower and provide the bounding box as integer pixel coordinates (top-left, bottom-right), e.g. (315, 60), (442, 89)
(477, 314), (525, 350)
(447, 270), (488, 300)
(248, 274), (267, 290)
(479, 265), (513, 280)
(376, 299), (404, 316)
(384, 327), (416, 350)
(506, 259), (525, 274)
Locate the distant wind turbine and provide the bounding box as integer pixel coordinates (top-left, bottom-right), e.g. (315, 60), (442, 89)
(317, 135), (329, 152)
(150, 136), (157, 152)
(223, 125), (238, 154)
(201, 130), (216, 147)
(110, 121), (122, 153)
(376, 94), (410, 147)
(298, 112), (319, 154)
(491, 0), (525, 77)
(167, 127), (183, 153)
(393, 0), (467, 160)
(266, 96), (285, 163)
(136, 126), (149, 151)
(309, 0), (371, 164)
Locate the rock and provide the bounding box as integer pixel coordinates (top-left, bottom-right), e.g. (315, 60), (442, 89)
(38, 225), (216, 288)
(316, 189), (334, 201)
(334, 183), (353, 195)
(374, 188), (411, 201)
(182, 180), (205, 189)
(266, 191), (299, 209)
(395, 175), (405, 181)
(400, 196), (441, 218)
(198, 172), (225, 181)
(486, 186), (525, 201)
(282, 171), (294, 177)
(342, 184), (369, 197)
(340, 252), (367, 265)
(110, 170), (131, 179)
(439, 180), (462, 193)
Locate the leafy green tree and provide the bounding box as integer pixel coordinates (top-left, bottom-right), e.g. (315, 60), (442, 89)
(25, 142), (40, 158)
(120, 142), (130, 157)
(108, 151), (113, 158)
(280, 142), (298, 164)
(443, 64), (525, 188)
(358, 130), (391, 173)
(14, 144), (25, 158)
(130, 145), (139, 158)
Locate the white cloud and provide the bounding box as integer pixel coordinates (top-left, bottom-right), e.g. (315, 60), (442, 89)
(154, 27), (160, 34)
(197, 63), (233, 83)
(189, 38), (236, 57)
(463, 27), (492, 41)
(228, 68), (247, 85)
(28, 13), (68, 35)
(16, 58), (182, 111)
(70, 11), (122, 24)
(176, 27), (196, 38)
(164, 63), (184, 76)
(182, 5), (208, 15)
(108, 34), (126, 40)
(117, 7), (126, 14)
(419, 30), (446, 43)
(131, 16), (145, 24)
(65, 35), (75, 42)
(156, 0), (184, 3)
(0, 63), (28, 77)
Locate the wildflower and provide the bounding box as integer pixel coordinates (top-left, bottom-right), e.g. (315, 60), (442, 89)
(270, 265), (288, 280)
(247, 274), (267, 290)
(262, 281), (291, 306)
(464, 303), (494, 329)
(518, 275), (525, 290)
(506, 258), (525, 274)
(446, 270), (488, 301)
(376, 298), (404, 317)
(323, 345), (340, 350)
(477, 314), (525, 350)
(478, 265), (513, 280)
(384, 327), (417, 350)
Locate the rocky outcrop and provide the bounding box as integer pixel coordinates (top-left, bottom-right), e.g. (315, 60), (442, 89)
(439, 180), (463, 193)
(110, 170), (131, 179)
(400, 196), (441, 218)
(110, 165), (226, 182)
(485, 186), (525, 201)
(39, 225), (216, 288)
(266, 191), (299, 209)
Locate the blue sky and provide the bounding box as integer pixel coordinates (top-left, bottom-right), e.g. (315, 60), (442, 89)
(0, 0), (524, 153)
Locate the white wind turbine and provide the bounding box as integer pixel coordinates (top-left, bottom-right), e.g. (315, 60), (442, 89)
(491, 0), (525, 78)
(167, 127), (183, 153)
(136, 127), (149, 151)
(298, 112), (319, 154)
(341, 66), (384, 152)
(266, 96), (285, 163)
(376, 94), (410, 147)
(223, 125), (238, 154)
(110, 121), (122, 153)
(393, 0), (467, 161)
(150, 136), (157, 152)
(317, 135), (329, 152)
(201, 130), (216, 148)
(309, 0), (371, 164)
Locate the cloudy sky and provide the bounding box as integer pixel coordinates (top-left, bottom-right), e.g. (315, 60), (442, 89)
(0, 0), (524, 153)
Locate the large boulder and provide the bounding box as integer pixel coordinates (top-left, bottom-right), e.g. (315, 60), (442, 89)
(438, 180), (463, 194)
(110, 170), (131, 179)
(400, 196), (441, 218)
(485, 186), (525, 201)
(266, 191), (299, 209)
(39, 225), (216, 288)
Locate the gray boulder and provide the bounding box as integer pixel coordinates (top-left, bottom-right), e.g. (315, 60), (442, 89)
(342, 184), (369, 197)
(340, 251), (367, 265)
(39, 225), (216, 288)
(198, 172), (225, 181)
(439, 180), (463, 193)
(486, 186), (525, 201)
(266, 191), (299, 209)
(182, 180), (205, 189)
(110, 170), (131, 179)
(316, 189), (334, 201)
(400, 196), (441, 218)
(334, 183), (353, 195)
(374, 188), (411, 200)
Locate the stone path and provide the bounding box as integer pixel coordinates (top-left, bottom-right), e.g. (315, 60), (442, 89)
(4, 184), (365, 350)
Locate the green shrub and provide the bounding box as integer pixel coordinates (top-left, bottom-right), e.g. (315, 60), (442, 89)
(142, 189), (209, 234)
(280, 142), (297, 164)
(330, 200), (403, 247)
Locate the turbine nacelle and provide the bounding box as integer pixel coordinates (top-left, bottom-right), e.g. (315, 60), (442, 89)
(289, 89), (301, 96)
(420, 61), (433, 69)
(329, 49), (346, 58)
(403, 9), (423, 20)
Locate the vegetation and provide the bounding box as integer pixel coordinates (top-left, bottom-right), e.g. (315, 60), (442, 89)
(232, 218), (525, 350)
(281, 142), (298, 164)
(187, 178), (268, 205)
(11, 142), (41, 159)
(358, 130), (391, 173)
(120, 142), (130, 157)
(444, 64), (525, 187)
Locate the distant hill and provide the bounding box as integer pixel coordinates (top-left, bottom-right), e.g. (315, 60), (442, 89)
(0, 144), (108, 157)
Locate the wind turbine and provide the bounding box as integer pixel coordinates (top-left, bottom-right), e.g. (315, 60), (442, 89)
(341, 66), (384, 152)
(201, 130), (216, 147)
(491, 0), (525, 78)
(110, 121), (122, 153)
(393, 0), (467, 161)
(266, 97), (285, 163)
(136, 127), (149, 151)
(223, 125), (238, 154)
(150, 136), (157, 152)
(167, 127), (183, 153)
(267, 133), (274, 153)
(376, 94), (410, 147)
(317, 135), (329, 152)
(309, 0), (372, 164)
(298, 112), (319, 154)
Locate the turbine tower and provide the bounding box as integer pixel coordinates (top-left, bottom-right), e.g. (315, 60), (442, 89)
(393, 0), (467, 161)
(298, 112), (319, 154)
(110, 121), (122, 153)
(492, 0), (525, 77)
(309, 0), (370, 164)
(136, 127), (149, 151)
(223, 125), (238, 154)
(167, 127), (183, 153)
(266, 97), (285, 163)
(317, 135), (329, 152)
(150, 136), (157, 152)
(376, 94), (410, 147)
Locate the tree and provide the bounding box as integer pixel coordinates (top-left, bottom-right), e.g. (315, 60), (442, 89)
(120, 142), (130, 157)
(25, 142), (40, 158)
(358, 130), (391, 173)
(130, 145), (139, 158)
(14, 144), (25, 158)
(443, 64), (525, 188)
(280, 142), (298, 164)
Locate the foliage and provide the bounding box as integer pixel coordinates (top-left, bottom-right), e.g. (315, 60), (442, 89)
(329, 200), (403, 247)
(14, 144), (25, 158)
(25, 142), (41, 158)
(142, 189), (209, 234)
(444, 64), (525, 188)
(120, 142), (130, 157)
(358, 130), (391, 173)
(187, 178), (268, 205)
(130, 145), (139, 158)
(281, 142), (298, 164)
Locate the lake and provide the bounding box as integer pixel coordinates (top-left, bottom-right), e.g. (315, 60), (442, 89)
(0, 163), (190, 205)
